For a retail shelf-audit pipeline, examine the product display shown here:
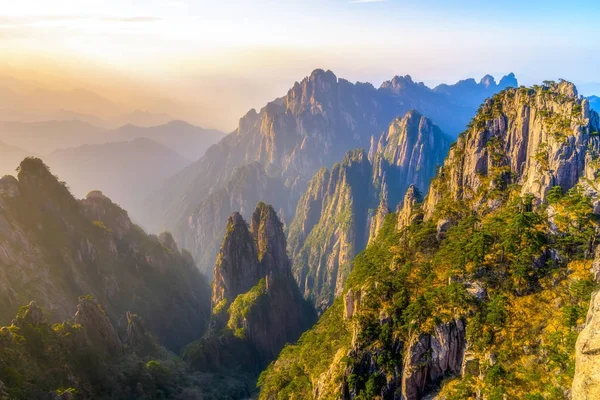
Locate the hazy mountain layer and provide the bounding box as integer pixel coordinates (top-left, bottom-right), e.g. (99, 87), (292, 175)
(259, 81), (600, 399)
(45, 138), (190, 222)
(0, 158), (211, 351)
(146, 69), (516, 275)
(0, 119), (223, 159)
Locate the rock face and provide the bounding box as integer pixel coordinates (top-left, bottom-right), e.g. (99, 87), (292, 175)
(144, 70), (516, 275)
(210, 203), (316, 361)
(573, 290), (600, 399)
(176, 163), (290, 278)
(74, 297), (123, 356)
(397, 185), (424, 230)
(424, 80), (600, 219)
(0, 158), (211, 350)
(401, 320), (466, 400)
(289, 111), (450, 311)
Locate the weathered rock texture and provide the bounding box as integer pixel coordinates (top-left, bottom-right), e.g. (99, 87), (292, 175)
(210, 203), (316, 361)
(573, 290), (600, 399)
(289, 111), (450, 311)
(0, 158), (211, 350)
(424, 81), (600, 219)
(401, 320), (466, 400)
(144, 69), (516, 275)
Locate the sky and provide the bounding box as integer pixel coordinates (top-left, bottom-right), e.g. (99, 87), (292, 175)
(1, 0), (599, 130)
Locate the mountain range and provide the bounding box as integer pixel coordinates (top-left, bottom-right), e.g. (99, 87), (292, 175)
(145, 69), (518, 278)
(3, 69), (600, 400)
(259, 80), (600, 399)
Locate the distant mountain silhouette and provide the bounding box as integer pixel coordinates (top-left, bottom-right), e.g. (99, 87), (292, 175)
(0, 119), (224, 159)
(112, 120), (224, 159)
(45, 138), (190, 221)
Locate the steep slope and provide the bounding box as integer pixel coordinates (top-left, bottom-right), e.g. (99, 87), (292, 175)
(143, 69), (517, 270)
(289, 111), (451, 311)
(185, 203), (315, 391)
(45, 138), (190, 220)
(0, 158), (210, 350)
(259, 80), (600, 399)
(175, 163), (290, 278)
(112, 120), (224, 160)
(0, 298), (250, 400)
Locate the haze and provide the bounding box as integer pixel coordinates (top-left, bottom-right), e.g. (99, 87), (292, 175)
(1, 0), (599, 131)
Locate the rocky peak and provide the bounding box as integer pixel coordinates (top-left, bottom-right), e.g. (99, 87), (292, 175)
(424, 80), (600, 219)
(0, 175), (19, 198)
(13, 301), (45, 327)
(158, 231), (178, 253)
(498, 72), (518, 88)
(479, 74), (496, 88)
(74, 297), (122, 356)
(211, 212), (260, 309)
(286, 69), (338, 116)
(16, 157), (78, 210)
(250, 202), (289, 274)
(80, 190), (133, 239)
(380, 75), (421, 94)
(397, 185), (424, 230)
(124, 311), (156, 355)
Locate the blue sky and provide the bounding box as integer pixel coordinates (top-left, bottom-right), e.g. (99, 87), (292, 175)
(1, 0), (599, 128)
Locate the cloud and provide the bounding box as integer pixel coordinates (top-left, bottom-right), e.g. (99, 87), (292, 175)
(0, 15), (162, 27)
(349, 0), (388, 3)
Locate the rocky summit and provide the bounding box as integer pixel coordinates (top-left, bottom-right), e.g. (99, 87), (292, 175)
(184, 203), (315, 380)
(289, 110), (451, 311)
(143, 69), (517, 277)
(259, 81), (600, 399)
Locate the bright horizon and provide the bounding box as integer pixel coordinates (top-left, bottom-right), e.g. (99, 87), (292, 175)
(2, 0), (600, 131)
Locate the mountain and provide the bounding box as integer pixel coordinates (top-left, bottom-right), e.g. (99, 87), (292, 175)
(433, 73), (518, 109)
(174, 163), (291, 278)
(183, 203), (315, 394)
(289, 110), (451, 311)
(45, 138), (190, 220)
(0, 297), (252, 399)
(0, 120), (109, 154)
(112, 120), (224, 160)
(0, 140), (34, 176)
(0, 158), (211, 351)
(259, 81), (600, 399)
(111, 110), (177, 128)
(144, 69), (516, 276)
(589, 95), (600, 112)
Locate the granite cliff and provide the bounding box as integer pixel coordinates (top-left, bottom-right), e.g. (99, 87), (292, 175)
(289, 111), (451, 311)
(143, 70), (517, 276)
(259, 81), (600, 399)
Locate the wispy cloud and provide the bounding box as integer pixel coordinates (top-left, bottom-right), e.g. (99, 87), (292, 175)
(349, 0), (388, 3)
(0, 15), (162, 27)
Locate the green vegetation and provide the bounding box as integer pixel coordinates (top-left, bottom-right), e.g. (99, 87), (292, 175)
(259, 82), (599, 399)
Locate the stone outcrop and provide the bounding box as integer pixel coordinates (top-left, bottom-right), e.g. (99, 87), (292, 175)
(573, 290), (600, 399)
(401, 319), (466, 400)
(74, 297), (123, 356)
(176, 162), (291, 278)
(290, 111), (450, 311)
(0, 157), (211, 351)
(144, 69), (516, 278)
(424, 80), (600, 219)
(397, 185), (423, 230)
(209, 203), (316, 362)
